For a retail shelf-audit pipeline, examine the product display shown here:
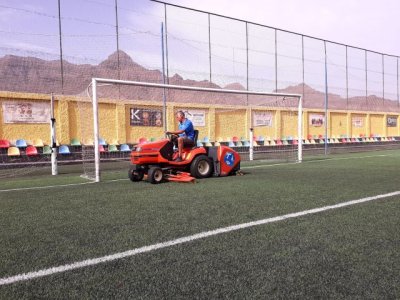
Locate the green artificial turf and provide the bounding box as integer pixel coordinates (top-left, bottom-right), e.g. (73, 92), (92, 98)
(0, 150), (399, 298)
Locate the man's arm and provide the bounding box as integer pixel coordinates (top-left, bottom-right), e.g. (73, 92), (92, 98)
(165, 129), (185, 135)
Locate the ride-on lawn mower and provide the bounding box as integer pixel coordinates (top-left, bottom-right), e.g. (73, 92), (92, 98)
(128, 130), (241, 184)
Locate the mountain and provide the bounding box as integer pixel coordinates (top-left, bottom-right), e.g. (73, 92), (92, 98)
(0, 51), (393, 111)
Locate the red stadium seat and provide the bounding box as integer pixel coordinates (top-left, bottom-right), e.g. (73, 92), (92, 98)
(0, 139), (10, 148)
(26, 145), (38, 156)
(138, 137), (147, 144)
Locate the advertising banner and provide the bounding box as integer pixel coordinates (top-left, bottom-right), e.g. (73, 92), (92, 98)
(387, 116), (397, 127)
(183, 109), (206, 127)
(252, 111), (273, 127)
(3, 101), (50, 123)
(130, 108), (163, 127)
(309, 114), (325, 127)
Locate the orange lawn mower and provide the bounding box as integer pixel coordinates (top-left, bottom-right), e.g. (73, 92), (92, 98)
(128, 131), (241, 184)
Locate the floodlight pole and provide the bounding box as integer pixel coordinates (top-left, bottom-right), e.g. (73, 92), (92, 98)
(92, 78), (100, 183)
(50, 93), (58, 175)
(161, 22), (167, 132)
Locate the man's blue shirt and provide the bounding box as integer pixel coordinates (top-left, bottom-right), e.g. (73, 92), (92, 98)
(178, 118), (195, 140)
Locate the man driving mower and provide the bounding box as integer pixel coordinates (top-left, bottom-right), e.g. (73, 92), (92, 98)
(165, 110), (195, 162)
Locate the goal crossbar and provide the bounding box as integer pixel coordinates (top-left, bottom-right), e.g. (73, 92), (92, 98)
(91, 78), (303, 182)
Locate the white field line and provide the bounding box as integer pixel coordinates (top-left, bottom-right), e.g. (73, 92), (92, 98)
(1, 190), (399, 286)
(0, 153), (393, 193)
(241, 154), (391, 169)
(0, 179), (129, 193)
(0, 181), (95, 193)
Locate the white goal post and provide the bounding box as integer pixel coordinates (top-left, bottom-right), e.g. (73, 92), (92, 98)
(91, 78), (303, 183)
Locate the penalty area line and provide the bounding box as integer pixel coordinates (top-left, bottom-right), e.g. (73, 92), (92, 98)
(1, 190), (399, 286)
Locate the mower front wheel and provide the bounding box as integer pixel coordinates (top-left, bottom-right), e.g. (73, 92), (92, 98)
(190, 155), (213, 179)
(147, 167), (164, 184)
(128, 166), (145, 182)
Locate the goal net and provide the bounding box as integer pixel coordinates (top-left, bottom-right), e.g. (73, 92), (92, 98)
(83, 78), (302, 182)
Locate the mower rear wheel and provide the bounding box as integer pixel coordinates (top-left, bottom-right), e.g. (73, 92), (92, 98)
(190, 155), (213, 179)
(128, 166), (144, 182)
(148, 167), (164, 184)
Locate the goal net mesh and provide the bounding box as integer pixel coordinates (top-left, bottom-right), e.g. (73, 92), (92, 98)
(81, 80), (301, 181)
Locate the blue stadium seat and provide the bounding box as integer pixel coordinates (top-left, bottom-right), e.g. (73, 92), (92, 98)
(16, 139), (27, 148)
(120, 144), (131, 152)
(98, 138), (107, 146)
(59, 145), (71, 154)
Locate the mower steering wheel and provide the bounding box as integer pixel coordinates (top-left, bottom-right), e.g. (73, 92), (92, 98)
(166, 132), (179, 141)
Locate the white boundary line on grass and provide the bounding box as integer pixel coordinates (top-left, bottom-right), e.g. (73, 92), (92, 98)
(0, 153), (394, 193)
(0, 181), (95, 193)
(241, 154), (391, 169)
(1, 190), (399, 286)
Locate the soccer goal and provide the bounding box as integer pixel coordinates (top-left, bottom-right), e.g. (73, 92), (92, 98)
(85, 78), (302, 182)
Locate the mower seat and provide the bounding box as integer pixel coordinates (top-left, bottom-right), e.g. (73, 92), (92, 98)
(182, 130), (199, 151)
(193, 130), (199, 146)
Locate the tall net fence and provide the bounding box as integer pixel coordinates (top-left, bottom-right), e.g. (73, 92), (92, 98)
(1, 0), (400, 181)
(0, 0), (398, 111)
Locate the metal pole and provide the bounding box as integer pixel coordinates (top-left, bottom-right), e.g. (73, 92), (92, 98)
(301, 35), (305, 100)
(365, 50), (368, 107)
(246, 22), (250, 132)
(115, 0), (120, 80)
(324, 41), (328, 155)
(161, 23), (167, 132)
(346, 46), (349, 109)
(164, 4), (169, 83)
(274, 29), (278, 92)
(57, 0), (64, 94)
(397, 58), (400, 106)
(50, 93), (58, 176)
(92, 79), (100, 183)
(382, 54), (385, 107)
(246, 22), (249, 92)
(208, 13), (212, 85)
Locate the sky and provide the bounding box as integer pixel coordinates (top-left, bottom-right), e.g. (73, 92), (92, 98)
(161, 0), (400, 56)
(0, 0), (399, 96)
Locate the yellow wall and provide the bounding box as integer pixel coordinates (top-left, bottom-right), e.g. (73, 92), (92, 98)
(370, 114), (384, 136)
(281, 111), (298, 138)
(330, 112), (348, 137)
(1, 91), (400, 145)
(215, 109), (247, 140)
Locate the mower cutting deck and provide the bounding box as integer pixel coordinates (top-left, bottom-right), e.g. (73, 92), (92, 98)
(128, 132), (240, 184)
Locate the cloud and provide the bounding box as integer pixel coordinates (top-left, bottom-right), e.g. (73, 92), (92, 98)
(2, 41), (57, 55)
